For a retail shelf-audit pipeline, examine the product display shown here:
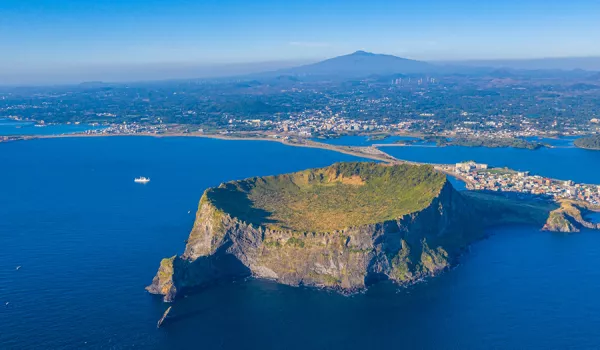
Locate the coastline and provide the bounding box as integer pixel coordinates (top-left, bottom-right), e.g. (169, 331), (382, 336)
(0, 131), (505, 187)
(7, 131), (599, 198)
(573, 145), (600, 151)
(15, 132), (400, 163)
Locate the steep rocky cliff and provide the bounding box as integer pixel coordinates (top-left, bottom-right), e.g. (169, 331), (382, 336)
(147, 162), (551, 302)
(542, 201), (600, 233)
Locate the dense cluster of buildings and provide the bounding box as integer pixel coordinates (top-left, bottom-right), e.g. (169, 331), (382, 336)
(453, 162), (600, 205)
(277, 115), (388, 137)
(227, 110), (596, 140)
(443, 113), (594, 139)
(83, 123), (168, 135)
(230, 114), (419, 137)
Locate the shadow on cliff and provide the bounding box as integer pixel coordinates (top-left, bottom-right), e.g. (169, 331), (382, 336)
(207, 184), (277, 226)
(462, 190), (559, 228)
(174, 249), (252, 299)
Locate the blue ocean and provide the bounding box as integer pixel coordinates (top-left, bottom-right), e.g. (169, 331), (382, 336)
(312, 135), (424, 146)
(2, 136), (600, 349)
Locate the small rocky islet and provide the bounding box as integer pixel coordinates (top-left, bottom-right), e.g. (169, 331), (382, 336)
(147, 162), (593, 302)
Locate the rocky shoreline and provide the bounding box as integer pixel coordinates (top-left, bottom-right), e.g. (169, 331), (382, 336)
(542, 201), (600, 233)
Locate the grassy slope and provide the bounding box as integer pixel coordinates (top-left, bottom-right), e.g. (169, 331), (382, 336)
(206, 162), (447, 232)
(461, 191), (558, 226)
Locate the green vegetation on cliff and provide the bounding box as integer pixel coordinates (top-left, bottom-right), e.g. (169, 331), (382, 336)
(204, 162), (447, 232)
(461, 191), (558, 226)
(574, 135), (600, 150)
(425, 136), (545, 149)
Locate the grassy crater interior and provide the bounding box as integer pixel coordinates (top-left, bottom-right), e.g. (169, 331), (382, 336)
(204, 162), (447, 232)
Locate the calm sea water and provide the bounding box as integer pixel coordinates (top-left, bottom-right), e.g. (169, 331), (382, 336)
(383, 144), (600, 184)
(523, 136), (579, 147)
(313, 135), (423, 146)
(2, 137), (600, 349)
(0, 119), (104, 136)
(314, 135), (577, 148)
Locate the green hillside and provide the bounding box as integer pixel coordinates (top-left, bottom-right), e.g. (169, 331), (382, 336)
(205, 162), (447, 232)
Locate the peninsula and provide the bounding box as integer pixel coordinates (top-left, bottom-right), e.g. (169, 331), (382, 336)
(147, 162), (557, 302)
(574, 135), (600, 150)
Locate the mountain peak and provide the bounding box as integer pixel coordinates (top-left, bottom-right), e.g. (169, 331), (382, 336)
(270, 51), (434, 78)
(350, 50), (374, 56)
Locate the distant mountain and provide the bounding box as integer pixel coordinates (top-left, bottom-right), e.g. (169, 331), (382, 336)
(273, 51), (435, 77)
(488, 68), (515, 78)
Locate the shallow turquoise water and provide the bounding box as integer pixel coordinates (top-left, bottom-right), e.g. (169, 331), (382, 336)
(2, 137), (600, 349)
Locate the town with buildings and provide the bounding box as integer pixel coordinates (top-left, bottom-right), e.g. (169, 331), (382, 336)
(81, 122), (170, 135)
(452, 161), (600, 206)
(2, 68), (600, 141)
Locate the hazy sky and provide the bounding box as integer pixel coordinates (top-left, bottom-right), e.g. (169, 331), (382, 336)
(1, 0), (600, 83)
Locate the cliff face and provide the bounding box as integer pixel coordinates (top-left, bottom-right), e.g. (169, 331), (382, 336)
(542, 201), (600, 233)
(148, 176), (484, 301)
(147, 163), (557, 302)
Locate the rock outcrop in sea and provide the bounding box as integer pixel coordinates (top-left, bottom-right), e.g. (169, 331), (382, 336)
(542, 201), (600, 233)
(147, 162), (555, 302)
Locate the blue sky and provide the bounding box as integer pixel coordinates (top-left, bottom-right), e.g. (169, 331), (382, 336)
(1, 0), (600, 82)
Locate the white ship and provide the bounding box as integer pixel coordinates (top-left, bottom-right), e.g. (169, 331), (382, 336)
(134, 176), (150, 183)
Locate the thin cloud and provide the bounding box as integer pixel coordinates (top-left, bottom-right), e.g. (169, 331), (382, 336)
(289, 41), (331, 48)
